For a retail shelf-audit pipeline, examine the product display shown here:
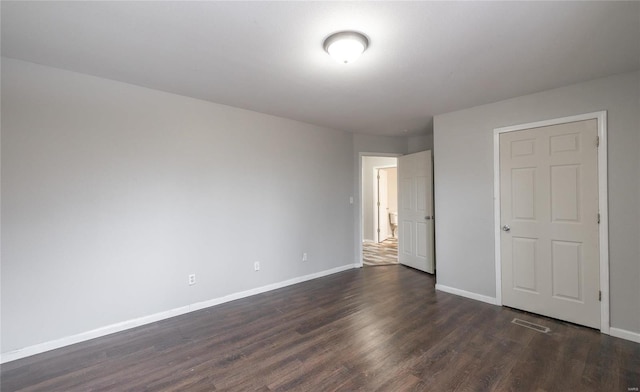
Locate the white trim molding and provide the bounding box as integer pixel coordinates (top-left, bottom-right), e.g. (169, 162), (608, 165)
(609, 328), (640, 344)
(492, 111), (610, 334)
(0, 263), (358, 364)
(435, 284), (498, 305)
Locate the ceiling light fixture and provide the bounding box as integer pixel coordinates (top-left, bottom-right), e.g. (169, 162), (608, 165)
(323, 31), (369, 64)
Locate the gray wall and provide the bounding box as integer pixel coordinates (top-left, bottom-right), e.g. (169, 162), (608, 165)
(407, 134), (433, 154)
(353, 134), (408, 156)
(361, 156), (397, 242)
(1, 58), (355, 353)
(434, 70), (640, 333)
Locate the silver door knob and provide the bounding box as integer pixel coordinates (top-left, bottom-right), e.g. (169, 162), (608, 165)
(425, 216), (431, 220)
(502, 225), (511, 232)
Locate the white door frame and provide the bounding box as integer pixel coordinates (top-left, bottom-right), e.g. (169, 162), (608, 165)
(357, 153), (402, 268)
(493, 111), (609, 334)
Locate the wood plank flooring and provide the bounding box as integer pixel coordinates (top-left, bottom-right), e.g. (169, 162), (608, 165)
(363, 239), (398, 266)
(2, 265), (639, 391)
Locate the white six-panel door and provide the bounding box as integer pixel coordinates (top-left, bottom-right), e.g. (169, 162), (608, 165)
(398, 150), (434, 273)
(500, 119), (600, 329)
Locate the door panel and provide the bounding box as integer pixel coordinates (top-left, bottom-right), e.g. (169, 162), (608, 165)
(512, 168), (536, 220)
(401, 179), (412, 211)
(500, 119), (599, 329)
(416, 222), (428, 258)
(550, 133), (580, 153)
(512, 237), (538, 293)
(402, 221), (413, 256)
(551, 240), (582, 301)
(416, 176), (427, 213)
(398, 150), (434, 273)
(550, 165), (580, 222)
(511, 138), (536, 157)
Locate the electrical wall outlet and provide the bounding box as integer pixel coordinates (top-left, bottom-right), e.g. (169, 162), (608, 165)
(302, 252), (308, 262)
(188, 274), (196, 286)
(254, 261), (260, 271)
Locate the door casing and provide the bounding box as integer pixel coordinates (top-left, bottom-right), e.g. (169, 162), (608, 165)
(357, 153), (402, 267)
(493, 111), (609, 334)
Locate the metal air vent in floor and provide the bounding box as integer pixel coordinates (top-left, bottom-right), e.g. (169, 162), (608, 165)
(512, 318), (551, 333)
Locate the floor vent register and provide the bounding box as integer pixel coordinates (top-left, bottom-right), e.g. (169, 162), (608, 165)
(511, 318), (551, 333)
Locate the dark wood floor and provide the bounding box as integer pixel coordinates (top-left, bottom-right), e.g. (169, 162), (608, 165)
(2, 265), (639, 391)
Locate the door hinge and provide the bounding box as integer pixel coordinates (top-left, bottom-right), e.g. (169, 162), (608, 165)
(377, 175), (380, 179)
(596, 136), (600, 147)
(377, 228), (380, 233)
(377, 202), (380, 206)
(599, 290), (602, 301)
(597, 213), (600, 224)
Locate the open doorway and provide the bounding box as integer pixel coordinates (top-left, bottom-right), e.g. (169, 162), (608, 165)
(361, 156), (398, 266)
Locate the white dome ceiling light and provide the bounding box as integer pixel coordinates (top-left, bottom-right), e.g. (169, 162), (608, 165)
(323, 31), (369, 64)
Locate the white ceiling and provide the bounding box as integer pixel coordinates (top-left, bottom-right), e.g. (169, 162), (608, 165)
(2, 1), (639, 136)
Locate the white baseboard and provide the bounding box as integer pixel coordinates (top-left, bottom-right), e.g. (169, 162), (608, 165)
(435, 283), (498, 305)
(434, 287), (640, 344)
(609, 327), (640, 344)
(188, 264), (356, 312)
(434, 283), (640, 345)
(0, 264), (358, 364)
